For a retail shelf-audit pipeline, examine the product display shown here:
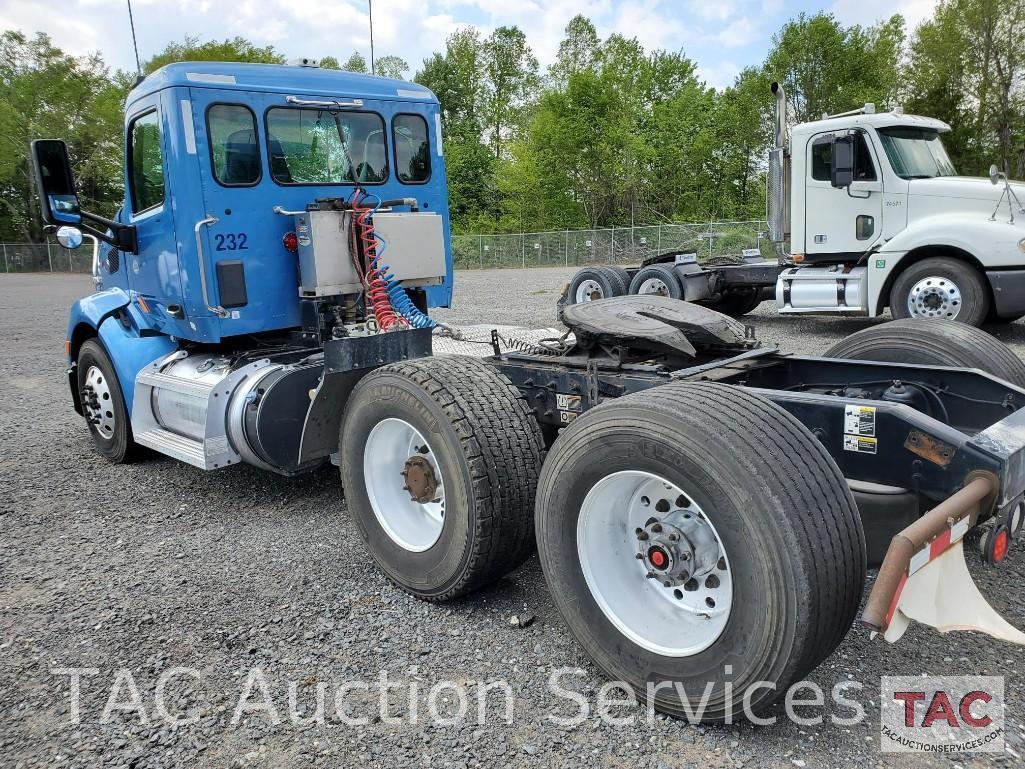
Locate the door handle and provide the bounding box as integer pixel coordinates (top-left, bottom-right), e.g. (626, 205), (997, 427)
(194, 216), (229, 318)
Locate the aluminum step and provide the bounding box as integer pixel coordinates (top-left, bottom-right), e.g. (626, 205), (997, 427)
(134, 427), (217, 470)
(135, 371), (216, 399)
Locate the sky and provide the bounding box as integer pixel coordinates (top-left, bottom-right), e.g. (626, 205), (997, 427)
(0, 0), (940, 89)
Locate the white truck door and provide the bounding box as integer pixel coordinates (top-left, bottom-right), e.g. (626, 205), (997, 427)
(804, 131), (884, 260)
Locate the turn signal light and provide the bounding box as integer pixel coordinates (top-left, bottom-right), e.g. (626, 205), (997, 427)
(282, 231), (299, 253)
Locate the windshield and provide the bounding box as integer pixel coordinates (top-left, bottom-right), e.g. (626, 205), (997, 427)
(877, 128), (957, 179)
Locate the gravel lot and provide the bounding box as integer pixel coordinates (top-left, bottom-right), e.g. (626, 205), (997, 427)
(3, 270), (1025, 769)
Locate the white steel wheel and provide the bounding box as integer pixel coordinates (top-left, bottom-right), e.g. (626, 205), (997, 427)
(82, 365), (116, 439)
(577, 470), (732, 657)
(363, 418), (446, 552)
(636, 277), (671, 296)
(575, 278), (604, 303)
(906, 275), (962, 319)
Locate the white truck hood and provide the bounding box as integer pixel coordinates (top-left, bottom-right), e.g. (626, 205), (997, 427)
(909, 175), (1025, 202)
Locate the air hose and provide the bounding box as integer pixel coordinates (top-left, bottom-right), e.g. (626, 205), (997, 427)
(380, 266), (437, 328)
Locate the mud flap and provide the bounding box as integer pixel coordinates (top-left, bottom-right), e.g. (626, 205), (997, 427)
(881, 539), (1025, 644)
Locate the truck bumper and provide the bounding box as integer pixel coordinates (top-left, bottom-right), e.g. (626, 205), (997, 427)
(986, 269), (1025, 318)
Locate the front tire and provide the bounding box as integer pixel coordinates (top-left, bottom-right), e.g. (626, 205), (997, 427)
(890, 257), (990, 326)
(535, 383), (865, 722)
(339, 356), (545, 601)
(76, 339), (137, 463)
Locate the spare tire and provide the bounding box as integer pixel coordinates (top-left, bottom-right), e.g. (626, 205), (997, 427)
(823, 318), (1025, 388)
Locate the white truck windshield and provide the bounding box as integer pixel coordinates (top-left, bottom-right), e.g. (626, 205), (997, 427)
(877, 127), (957, 179)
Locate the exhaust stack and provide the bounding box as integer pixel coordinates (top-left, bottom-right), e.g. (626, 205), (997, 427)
(767, 82), (788, 249)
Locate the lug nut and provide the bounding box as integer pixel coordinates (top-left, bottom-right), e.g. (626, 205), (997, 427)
(636, 531), (649, 541)
(662, 580), (672, 588)
(646, 571), (655, 579)
(668, 533), (679, 542)
(634, 553), (643, 560)
(680, 552), (691, 561)
(651, 523), (663, 533)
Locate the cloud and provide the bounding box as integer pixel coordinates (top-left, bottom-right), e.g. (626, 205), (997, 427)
(717, 17), (757, 48)
(830, 0), (939, 31)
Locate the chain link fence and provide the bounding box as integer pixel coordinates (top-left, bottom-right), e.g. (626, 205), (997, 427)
(0, 240), (94, 274)
(1, 221), (769, 274)
(452, 221), (771, 270)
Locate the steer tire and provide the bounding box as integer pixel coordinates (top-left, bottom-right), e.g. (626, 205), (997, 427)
(535, 382), (866, 722)
(76, 339), (138, 463)
(889, 257), (990, 326)
(340, 355), (546, 601)
(823, 318), (1025, 388)
(701, 287), (763, 317)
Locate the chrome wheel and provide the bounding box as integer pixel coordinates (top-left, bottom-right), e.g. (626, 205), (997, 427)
(636, 277), (671, 296)
(907, 276), (962, 319)
(575, 279), (604, 303)
(81, 365), (116, 439)
(577, 471), (733, 657)
(363, 418), (445, 552)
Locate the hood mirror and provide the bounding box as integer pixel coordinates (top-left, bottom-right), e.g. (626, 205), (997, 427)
(989, 164), (1001, 185)
(56, 225), (83, 249)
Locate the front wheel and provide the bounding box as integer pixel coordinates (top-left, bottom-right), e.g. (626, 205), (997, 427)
(76, 339), (137, 463)
(890, 257), (989, 326)
(535, 382), (866, 722)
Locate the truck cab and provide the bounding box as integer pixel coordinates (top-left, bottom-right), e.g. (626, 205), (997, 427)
(34, 61), (451, 472)
(770, 83), (1025, 326)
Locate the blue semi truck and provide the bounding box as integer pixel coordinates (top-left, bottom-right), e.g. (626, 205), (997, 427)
(34, 61), (1025, 723)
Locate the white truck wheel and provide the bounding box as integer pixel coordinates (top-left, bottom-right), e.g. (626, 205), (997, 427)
(890, 257), (990, 326)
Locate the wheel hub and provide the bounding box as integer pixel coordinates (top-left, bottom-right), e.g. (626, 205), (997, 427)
(636, 509), (719, 587)
(575, 279), (603, 303)
(402, 455), (439, 503)
(81, 365), (115, 439)
(638, 278), (669, 296)
(907, 276), (961, 319)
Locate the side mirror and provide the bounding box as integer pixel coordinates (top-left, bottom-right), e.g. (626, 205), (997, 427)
(831, 134), (855, 189)
(30, 139), (82, 225)
(989, 164), (1001, 185)
(56, 225), (83, 249)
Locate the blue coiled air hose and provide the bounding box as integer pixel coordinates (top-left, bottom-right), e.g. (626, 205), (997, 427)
(380, 266), (437, 328)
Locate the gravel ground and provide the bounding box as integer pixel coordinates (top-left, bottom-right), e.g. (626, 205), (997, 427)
(2, 270), (1025, 769)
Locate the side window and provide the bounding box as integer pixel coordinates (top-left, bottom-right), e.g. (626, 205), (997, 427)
(811, 136), (832, 181)
(266, 108), (387, 185)
(853, 133), (877, 181)
(811, 133), (877, 182)
(208, 105), (260, 186)
(128, 111), (165, 213)
(393, 114), (431, 183)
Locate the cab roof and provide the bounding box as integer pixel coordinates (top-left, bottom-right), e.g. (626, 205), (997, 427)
(127, 61), (438, 107)
(793, 110), (950, 137)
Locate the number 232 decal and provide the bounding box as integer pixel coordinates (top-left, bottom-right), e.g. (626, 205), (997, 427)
(214, 233), (248, 251)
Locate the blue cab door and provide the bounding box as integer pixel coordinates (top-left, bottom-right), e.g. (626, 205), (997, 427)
(122, 93), (185, 321)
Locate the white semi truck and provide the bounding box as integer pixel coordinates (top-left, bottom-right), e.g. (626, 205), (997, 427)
(568, 82), (1025, 326)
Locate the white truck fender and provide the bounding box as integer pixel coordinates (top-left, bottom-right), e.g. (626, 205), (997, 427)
(865, 216), (1025, 314)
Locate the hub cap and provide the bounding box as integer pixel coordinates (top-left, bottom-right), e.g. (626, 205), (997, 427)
(364, 418), (445, 552)
(575, 279), (604, 303)
(907, 276), (962, 319)
(81, 365), (115, 439)
(577, 471), (733, 657)
(636, 277), (671, 296)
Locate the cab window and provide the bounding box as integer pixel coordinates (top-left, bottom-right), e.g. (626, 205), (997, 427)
(266, 108), (387, 185)
(393, 114), (430, 183)
(208, 104), (260, 186)
(128, 111), (165, 213)
(811, 133), (876, 182)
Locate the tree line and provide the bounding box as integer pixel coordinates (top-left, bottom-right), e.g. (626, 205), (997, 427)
(1, 0), (1023, 242)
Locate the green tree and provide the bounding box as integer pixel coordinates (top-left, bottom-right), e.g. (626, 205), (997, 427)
(143, 35), (284, 74)
(0, 31), (126, 242)
(319, 56), (341, 70)
(341, 51), (368, 73)
(375, 55), (409, 80)
(481, 26), (540, 159)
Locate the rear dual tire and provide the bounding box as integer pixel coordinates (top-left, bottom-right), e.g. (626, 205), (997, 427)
(535, 383), (866, 722)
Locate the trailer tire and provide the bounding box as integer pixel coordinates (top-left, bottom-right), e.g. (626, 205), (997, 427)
(629, 264), (683, 299)
(535, 382), (865, 722)
(76, 339), (138, 463)
(340, 355), (546, 601)
(568, 266), (629, 304)
(890, 257), (990, 326)
(823, 318), (1025, 388)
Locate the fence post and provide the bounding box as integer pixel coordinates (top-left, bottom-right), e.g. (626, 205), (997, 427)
(521, 234), (525, 269)
(610, 225), (615, 264)
(657, 225), (662, 254)
(46, 239), (53, 272)
(2, 243), (7, 273)
(478, 235), (483, 270)
(564, 230), (569, 267)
